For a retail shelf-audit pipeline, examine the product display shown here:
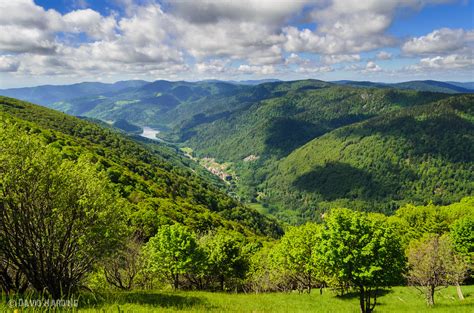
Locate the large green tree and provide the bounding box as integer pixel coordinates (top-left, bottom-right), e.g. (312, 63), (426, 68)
(0, 124), (127, 297)
(272, 223), (322, 293)
(319, 208), (405, 313)
(200, 229), (249, 291)
(145, 224), (203, 290)
(451, 217), (474, 257)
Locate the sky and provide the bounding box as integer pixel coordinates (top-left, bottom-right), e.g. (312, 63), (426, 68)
(0, 0), (472, 88)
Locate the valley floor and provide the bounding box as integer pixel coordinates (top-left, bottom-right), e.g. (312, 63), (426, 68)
(4, 286), (473, 312)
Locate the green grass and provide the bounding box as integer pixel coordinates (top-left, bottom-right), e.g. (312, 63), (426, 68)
(2, 286), (473, 312)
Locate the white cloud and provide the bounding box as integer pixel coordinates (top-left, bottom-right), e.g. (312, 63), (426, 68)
(285, 53), (310, 65)
(0, 55), (20, 72)
(284, 0), (454, 55)
(364, 61), (382, 73)
(167, 0), (311, 25)
(295, 65), (333, 74)
(195, 59), (229, 74)
(63, 9), (117, 40)
(238, 64), (276, 75)
(406, 54), (473, 71)
(283, 26), (395, 55)
(376, 51), (392, 60)
(402, 28), (474, 55)
(321, 54), (361, 64)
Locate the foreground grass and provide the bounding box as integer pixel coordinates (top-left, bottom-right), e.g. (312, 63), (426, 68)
(2, 286), (473, 312)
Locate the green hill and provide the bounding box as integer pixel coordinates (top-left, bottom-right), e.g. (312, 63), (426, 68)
(0, 96), (283, 238)
(263, 95), (474, 222)
(47, 81), (248, 129)
(182, 84), (447, 161)
(112, 118), (142, 134)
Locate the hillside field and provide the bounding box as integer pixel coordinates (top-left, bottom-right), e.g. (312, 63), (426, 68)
(3, 286), (473, 312)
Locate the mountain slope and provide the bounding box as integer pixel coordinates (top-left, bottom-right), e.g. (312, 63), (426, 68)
(0, 96), (282, 237)
(48, 81), (248, 128)
(182, 84), (448, 162)
(263, 95), (474, 222)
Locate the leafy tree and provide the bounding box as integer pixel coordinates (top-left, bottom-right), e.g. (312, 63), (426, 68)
(0, 126), (127, 297)
(200, 229), (249, 291)
(319, 208), (405, 313)
(407, 234), (468, 305)
(451, 217), (474, 257)
(245, 243), (280, 293)
(144, 224), (203, 290)
(272, 223), (322, 293)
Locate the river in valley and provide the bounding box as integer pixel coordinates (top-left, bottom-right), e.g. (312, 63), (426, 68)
(140, 126), (162, 141)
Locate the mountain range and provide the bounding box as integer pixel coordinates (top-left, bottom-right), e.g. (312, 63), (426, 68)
(1, 79), (472, 223)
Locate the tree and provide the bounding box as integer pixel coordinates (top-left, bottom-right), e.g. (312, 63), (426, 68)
(200, 229), (249, 291)
(451, 217), (474, 257)
(407, 234), (468, 306)
(103, 238), (143, 290)
(145, 224), (203, 290)
(0, 126), (127, 298)
(272, 223), (323, 293)
(319, 209), (405, 313)
(450, 217), (474, 298)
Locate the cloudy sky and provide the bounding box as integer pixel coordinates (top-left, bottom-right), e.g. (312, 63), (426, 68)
(0, 0), (472, 87)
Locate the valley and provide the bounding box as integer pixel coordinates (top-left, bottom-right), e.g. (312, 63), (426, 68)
(3, 79), (471, 223)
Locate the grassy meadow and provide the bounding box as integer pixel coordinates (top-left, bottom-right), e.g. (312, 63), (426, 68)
(2, 286), (473, 312)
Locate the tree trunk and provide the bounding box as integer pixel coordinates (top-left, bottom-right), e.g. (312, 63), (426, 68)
(173, 274), (179, 290)
(359, 286), (366, 313)
(426, 285), (435, 306)
(365, 289), (371, 313)
(456, 283), (464, 301)
(307, 274), (312, 294)
(220, 275), (225, 291)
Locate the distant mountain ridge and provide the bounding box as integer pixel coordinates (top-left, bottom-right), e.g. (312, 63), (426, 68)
(0, 80), (149, 106)
(1, 79), (471, 111)
(332, 80), (474, 94)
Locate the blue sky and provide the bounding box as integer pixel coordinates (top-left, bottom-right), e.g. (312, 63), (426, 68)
(0, 0), (472, 88)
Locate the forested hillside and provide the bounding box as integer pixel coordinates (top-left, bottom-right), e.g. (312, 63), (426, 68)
(264, 95), (474, 222)
(182, 84), (448, 161)
(0, 96), (282, 238)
